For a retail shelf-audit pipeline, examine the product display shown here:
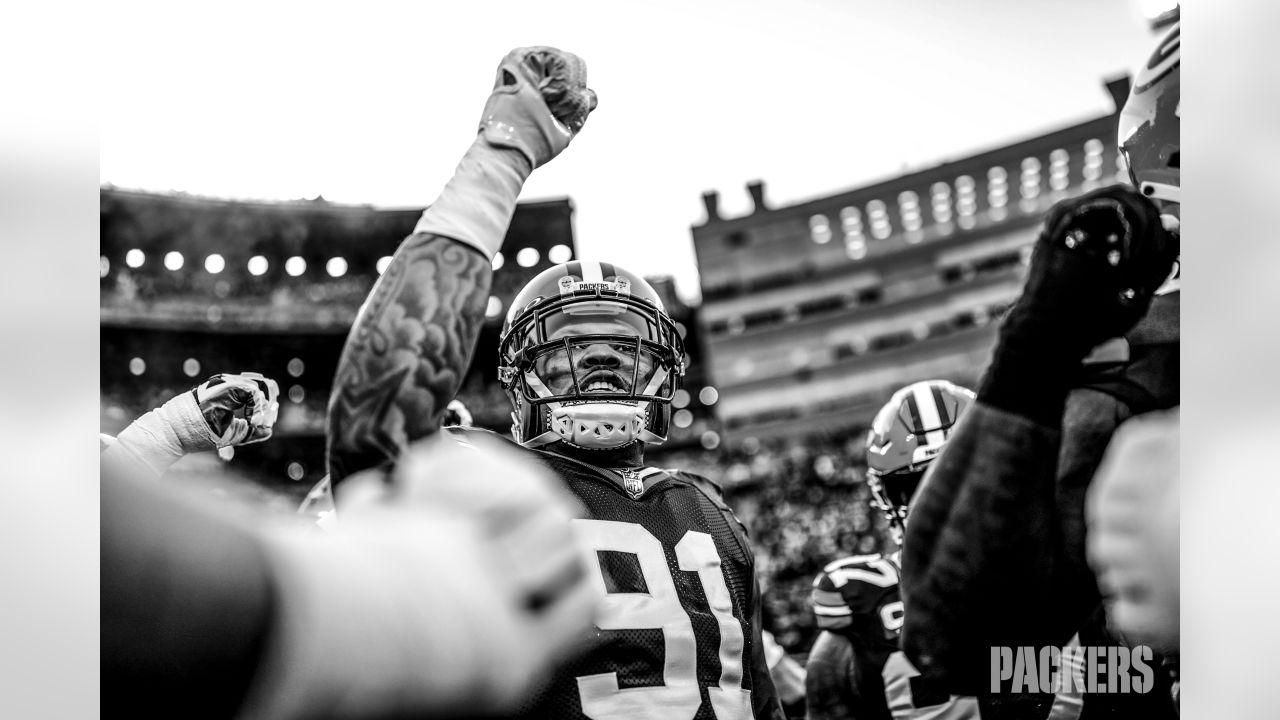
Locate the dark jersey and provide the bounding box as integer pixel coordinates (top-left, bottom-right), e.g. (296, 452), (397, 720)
(809, 553), (979, 720)
(451, 428), (783, 720)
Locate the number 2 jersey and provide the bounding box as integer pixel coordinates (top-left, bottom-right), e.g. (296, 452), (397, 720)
(463, 429), (784, 720)
(808, 553), (980, 720)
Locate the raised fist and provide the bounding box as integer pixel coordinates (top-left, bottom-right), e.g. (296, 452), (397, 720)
(193, 371), (280, 448)
(1000, 185), (1179, 362)
(479, 46), (598, 168)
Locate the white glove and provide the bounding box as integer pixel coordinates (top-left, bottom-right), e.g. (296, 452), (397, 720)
(478, 46), (596, 169)
(240, 432), (599, 720)
(414, 46), (596, 260)
(102, 372), (280, 479)
(1087, 409), (1179, 652)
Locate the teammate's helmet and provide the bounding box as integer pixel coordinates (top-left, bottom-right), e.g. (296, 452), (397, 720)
(865, 380), (974, 541)
(1118, 20), (1180, 221)
(498, 260), (686, 450)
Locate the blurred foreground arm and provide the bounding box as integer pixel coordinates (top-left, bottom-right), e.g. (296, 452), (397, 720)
(104, 433), (598, 719)
(325, 46), (596, 482)
(900, 186), (1178, 693)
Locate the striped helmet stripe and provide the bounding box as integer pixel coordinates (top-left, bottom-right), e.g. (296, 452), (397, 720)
(931, 385), (952, 426)
(912, 383), (946, 448)
(580, 260), (604, 283)
(904, 393), (923, 432)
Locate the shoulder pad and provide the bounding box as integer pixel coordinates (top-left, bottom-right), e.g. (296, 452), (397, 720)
(811, 554), (900, 631)
(670, 469), (726, 501)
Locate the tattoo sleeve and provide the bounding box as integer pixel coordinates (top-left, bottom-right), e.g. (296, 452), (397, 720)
(325, 234), (492, 482)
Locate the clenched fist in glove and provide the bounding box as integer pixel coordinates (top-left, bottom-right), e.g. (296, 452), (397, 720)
(101, 372), (280, 479)
(415, 46), (597, 260)
(979, 185), (1180, 427)
(480, 46), (597, 169)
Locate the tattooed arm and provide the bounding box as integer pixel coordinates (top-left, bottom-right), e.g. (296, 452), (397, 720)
(325, 237), (491, 482)
(325, 47), (596, 483)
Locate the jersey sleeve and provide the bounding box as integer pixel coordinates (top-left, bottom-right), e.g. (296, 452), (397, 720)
(811, 569), (855, 632)
(804, 631), (859, 720)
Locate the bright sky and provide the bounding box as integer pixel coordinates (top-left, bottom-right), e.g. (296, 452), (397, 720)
(100, 0), (1166, 303)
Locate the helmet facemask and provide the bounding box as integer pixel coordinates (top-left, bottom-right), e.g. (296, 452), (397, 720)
(867, 467), (926, 547)
(500, 292), (685, 450)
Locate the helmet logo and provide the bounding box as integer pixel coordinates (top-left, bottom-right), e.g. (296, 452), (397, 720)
(558, 275), (631, 297)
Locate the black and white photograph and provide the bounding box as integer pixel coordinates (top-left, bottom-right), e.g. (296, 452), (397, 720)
(1, 0), (1254, 716)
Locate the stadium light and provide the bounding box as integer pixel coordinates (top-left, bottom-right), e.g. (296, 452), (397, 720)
(100, 256), (110, 278)
(516, 247), (540, 268)
(548, 244), (573, 264)
(491, 252), (505, 271)
(129, 357), (146, 375)
(287, 358), (305, 377)
(326, 257), (348, 278)
(376, 256), (393, 275)
(164, 251), (184, 271)
(699, 386), (719, 406)
(285, 256), (307, 277)
(125, 249), (145, 268)
(183, 358), (200, 377)
(247, 256), (269, 276)
(205, 254), (225, 274)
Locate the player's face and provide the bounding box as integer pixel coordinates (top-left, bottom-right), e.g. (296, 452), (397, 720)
(537, 319), (656, 396)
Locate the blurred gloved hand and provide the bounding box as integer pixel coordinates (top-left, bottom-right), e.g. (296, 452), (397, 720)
(479, 46), (597, 169)
(979, 185), (1179, 425)
(1087, 409), (1179, 653)
(244, 432), (599, 719)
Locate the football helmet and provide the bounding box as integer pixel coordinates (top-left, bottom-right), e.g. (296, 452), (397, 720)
(498, 261), (686, 450)
(1118, 20), (1179, 222)
(865, 380), (974, 543)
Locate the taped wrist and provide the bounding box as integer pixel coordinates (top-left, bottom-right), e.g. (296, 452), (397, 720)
(412, 139), (531, 261)
(239, 520), (503, 720)
(110, 393), (218, 477)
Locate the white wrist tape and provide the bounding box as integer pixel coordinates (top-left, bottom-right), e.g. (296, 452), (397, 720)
(104, 393), (217, 478)
(239, 518), (506, 720)
(412, 138), (531, 261)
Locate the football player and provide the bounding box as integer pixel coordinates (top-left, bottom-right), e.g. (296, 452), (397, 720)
(325, 47), (784, 719)
(899, 20), (1181, 719)
(806, 380), (981, 720)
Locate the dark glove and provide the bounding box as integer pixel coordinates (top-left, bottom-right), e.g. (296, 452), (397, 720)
(979, 185), (1178, 426)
